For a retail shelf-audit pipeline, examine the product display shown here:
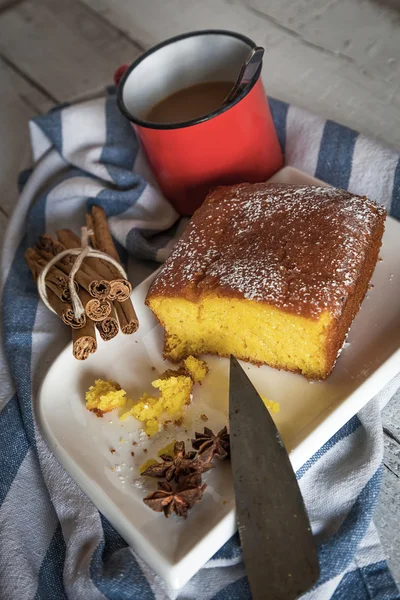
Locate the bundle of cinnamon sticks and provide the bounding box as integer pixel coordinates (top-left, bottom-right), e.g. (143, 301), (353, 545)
(24, 206), (138, 360)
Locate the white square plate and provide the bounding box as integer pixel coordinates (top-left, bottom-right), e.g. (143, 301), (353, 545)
(37, 167), (400, 589)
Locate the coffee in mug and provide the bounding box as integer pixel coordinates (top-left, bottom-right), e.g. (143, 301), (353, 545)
(146, 81), (234, 124)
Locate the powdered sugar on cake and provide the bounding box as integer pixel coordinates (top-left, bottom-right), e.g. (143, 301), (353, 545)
(149, 183), (386, 319)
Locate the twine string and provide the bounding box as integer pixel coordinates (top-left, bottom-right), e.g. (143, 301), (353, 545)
(37, 227), (127, 318)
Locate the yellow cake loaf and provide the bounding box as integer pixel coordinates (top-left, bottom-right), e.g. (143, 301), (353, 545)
(146, 183), (385, 379)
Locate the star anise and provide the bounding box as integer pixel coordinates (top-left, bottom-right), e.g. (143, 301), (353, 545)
(192, 426), (230, 462)
(143, 473), (206, 518)
(141, 441), (212, 482)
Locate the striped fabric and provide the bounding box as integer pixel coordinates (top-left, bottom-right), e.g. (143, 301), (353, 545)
(1, 89), (399, 600)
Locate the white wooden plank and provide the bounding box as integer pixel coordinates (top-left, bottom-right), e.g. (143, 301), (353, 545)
(82, 0), (400, 148)
(375, 461), (400, 586)
(383, 436), (400, 485)
(0, 0), (142, 104)
(382, 388), (400, 442)
(0, 211), (8, 241)
(0, 0), (18, 10)
(377, 388), (400, 583)
(0, 210), (8, 282)
(0, 57), (51, 218)
(245, 0), (400, 82)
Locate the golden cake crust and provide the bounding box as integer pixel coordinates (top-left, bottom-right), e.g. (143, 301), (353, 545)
(146, 183), (386, 378)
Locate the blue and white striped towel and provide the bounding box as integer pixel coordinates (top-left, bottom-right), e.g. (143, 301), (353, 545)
(1, 88), (400, 600)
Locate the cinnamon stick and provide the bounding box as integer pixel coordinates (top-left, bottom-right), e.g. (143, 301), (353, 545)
(108, 279), (132, 302)
(56, 228), (81, 248)
(45, 290), (77, 331)
(36, 234), (65, 259)
(89, 206), (138, 333)
(61, 306), (86, 329)
(88, 280), (111, 300)
(95, 305), (119, 341)
(85, 214), (98, 251)
(72, 319), (97, 360)
(26, 250), (68, 312)
(115, 300), (139, 334)
(25, 248), (72, 302)
(90, 206), (120, 262)
(84, 216), (132, 297)
(85, 298), (112, 322)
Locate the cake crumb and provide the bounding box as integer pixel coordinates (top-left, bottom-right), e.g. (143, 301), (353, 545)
(157, 441), (176, 457)
(131, 452), (135, 457)
(260, 395), (280, 414)
(120, 371), (193, 435)
(183, 356), (209, 383)
(85, 379), (128, 416)
(110, 448), (116, 454)
(200, 413), (208, 421)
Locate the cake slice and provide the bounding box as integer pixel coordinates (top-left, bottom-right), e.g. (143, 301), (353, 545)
(146, 183), (386, 379)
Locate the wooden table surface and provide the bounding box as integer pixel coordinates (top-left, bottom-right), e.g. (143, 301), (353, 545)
(0, 0), (399, 586)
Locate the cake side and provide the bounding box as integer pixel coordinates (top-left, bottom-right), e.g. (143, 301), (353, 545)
(322, 212), (385, 373)
(156, 297), (333, 378)
(146, 183), (386, 379)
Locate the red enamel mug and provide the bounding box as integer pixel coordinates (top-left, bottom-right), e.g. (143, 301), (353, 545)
(116, 30), (283, 216)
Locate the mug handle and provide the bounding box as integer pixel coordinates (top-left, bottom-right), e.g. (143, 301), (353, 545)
(114, 64), (129, 86)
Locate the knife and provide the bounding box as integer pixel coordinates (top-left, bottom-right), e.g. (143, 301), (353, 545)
(229, 356), (319, 600)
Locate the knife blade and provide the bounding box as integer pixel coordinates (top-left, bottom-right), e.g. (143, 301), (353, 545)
(229, 356), (319, 600)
